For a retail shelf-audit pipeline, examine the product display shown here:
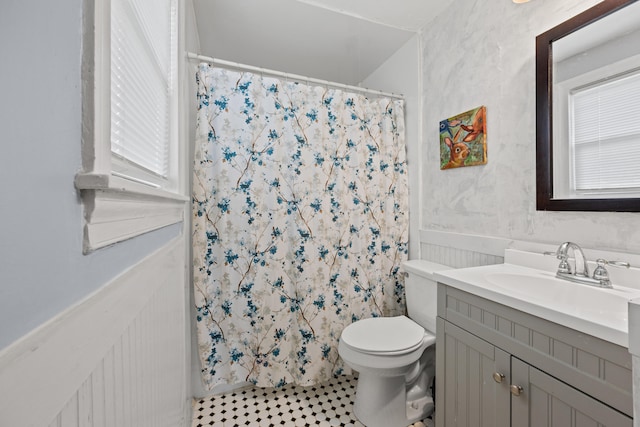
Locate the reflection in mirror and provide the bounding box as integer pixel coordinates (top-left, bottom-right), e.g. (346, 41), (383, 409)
(536, 0), (640, 211)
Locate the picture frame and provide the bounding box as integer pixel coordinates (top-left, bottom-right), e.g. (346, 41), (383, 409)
(439, 106), (487, 170)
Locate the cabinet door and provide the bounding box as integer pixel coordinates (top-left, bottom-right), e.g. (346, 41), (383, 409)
(436, 318), (510, 427)
(510, 357), (632, 427)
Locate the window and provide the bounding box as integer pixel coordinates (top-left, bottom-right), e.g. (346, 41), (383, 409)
(76, 0), (187, 253)
(111, 0), (175, 187)
(569, 70), (640, 196)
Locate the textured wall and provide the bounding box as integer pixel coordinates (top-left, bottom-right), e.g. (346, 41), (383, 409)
(420, 0), (640, 254)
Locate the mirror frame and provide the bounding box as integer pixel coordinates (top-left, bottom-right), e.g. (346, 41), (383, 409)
(536, 0), (640, 212)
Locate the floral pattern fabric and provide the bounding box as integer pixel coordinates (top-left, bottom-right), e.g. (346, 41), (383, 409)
(192, 65), (409, 389)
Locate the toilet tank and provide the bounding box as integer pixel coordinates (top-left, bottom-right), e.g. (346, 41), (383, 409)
(402, 260), (452, 334)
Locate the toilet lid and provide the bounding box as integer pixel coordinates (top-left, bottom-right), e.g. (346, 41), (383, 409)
(341, 316), (425, 353)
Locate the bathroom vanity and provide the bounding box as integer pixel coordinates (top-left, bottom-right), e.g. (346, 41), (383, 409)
(434, 255), (638, 427)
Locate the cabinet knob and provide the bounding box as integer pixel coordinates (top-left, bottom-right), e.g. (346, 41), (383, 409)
(510, 384), (524, 396)
(492, 372), (505, 383)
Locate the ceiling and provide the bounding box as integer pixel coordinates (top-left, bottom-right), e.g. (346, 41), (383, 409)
(191, 0), (453, 85)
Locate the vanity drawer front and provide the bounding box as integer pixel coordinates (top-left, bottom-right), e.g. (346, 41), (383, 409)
(437, 283), (633, 417)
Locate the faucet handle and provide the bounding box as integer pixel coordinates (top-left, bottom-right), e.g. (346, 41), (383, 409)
(595, 258), (631, 269)
(557, 254), (571, 274)
(592, 259), (610, 282)
(592, 259), (631, 288)
(543, 250), (572, 274)
(607, 260), (631, 269)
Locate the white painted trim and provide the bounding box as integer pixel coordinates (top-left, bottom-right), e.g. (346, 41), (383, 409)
(178, 0), (194, 420)
(419, 229), (512, 258)
(416, 30), (425, 260)
(81, 0), (111, 176)
(75, 173), (189, 201)
(80, 186), (185, 253)
(0, 237), (187, 427)
(78, 0), (186, 253)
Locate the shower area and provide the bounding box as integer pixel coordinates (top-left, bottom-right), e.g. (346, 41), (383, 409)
(191, 62), (410, 392)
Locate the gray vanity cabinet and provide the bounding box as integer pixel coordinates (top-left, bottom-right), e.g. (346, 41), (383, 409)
(436, 318), (510, 427)
(435, 283), (633, 427)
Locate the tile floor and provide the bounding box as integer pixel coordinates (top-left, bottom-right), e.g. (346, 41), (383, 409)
(192, 375), (434, 427)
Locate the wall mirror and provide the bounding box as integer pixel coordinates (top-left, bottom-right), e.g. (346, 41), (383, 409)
(536, 0), (640, 211)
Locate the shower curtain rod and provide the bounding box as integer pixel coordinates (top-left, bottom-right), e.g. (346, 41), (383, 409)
(187, 52), (404, 100)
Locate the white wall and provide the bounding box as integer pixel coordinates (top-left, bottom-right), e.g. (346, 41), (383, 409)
(362, 35), (421, 259)
(419, 0), (640, 254)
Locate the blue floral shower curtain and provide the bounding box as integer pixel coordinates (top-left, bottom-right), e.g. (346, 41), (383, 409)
(192, 64), (408, 389)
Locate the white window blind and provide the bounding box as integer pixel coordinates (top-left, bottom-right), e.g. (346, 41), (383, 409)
(111, 0), (174, 179)
(570, 70), (640, 194)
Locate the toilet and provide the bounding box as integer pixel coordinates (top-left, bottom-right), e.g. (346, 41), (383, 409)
(338, 260), (450, 427)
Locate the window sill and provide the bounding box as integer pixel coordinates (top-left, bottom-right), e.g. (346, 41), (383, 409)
(75, 173), (188, 253)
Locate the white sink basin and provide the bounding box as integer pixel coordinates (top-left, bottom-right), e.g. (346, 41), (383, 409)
(485, 271), (638, 325)
(435, 263), (640, 347)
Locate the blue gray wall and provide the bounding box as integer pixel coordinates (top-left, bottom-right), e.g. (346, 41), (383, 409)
(0, 0), (181, 351)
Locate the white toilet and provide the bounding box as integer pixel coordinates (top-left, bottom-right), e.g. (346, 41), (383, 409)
(338, 260), (450, 427)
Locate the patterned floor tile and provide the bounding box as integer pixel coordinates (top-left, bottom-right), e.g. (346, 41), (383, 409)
(192, 375), (434, 427)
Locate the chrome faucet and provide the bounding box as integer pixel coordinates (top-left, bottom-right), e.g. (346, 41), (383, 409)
(553, 242), (615, 288)
(556, 242), (590, 278)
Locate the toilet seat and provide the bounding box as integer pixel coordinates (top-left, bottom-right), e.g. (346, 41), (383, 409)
(341, 316), (431, 355)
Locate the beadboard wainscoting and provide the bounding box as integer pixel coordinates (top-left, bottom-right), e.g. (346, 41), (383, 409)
(419, 230), (511, 268)
(0, 237), (190, 427)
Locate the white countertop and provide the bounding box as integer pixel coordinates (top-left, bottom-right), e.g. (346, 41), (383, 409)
(628, 298), (640, 355)
(435, 262), (640, 348)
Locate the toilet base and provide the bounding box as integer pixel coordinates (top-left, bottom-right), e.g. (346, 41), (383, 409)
(352, 371), (433, 427)
(406, 394), (434, 424)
